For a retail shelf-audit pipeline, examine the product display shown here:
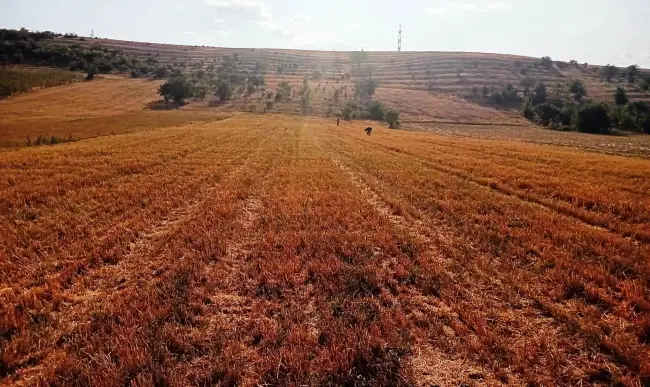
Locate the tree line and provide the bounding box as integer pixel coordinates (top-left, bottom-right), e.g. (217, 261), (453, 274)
(0, 28), (160, 80)
(469, 56), (650, 135)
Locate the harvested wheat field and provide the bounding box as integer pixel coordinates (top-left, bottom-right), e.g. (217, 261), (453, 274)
(0, 76), (229, 148)
(1, 110), (650, 386)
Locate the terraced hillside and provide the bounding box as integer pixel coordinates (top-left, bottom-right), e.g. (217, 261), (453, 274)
(55, 37), (650, 107)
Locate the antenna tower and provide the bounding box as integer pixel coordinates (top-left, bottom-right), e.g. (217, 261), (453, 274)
(398, 25), (402, 52)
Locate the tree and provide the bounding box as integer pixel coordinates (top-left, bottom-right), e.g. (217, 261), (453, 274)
(575, 103), (611, 134)
(276, 81), (292, 100)
(193, 69), (206, 80)
(154, 66), (169, 79)
(531, 82), (547, 105)
(520, 76), (536, 95)
(541, 56), (553, 68)
(614, 87), (629, 106)
(229, 73), (245, 86)
(158, 76), (195, 105)
(568, 79), (587, 101)
(249, 74), (266, 88)
(300, 86), (312, 114)
(195, 82), (210, 100)
(534, 103), (562, 126)
(600, 64), (618, 82)
(85, 65), (97, 81)
(365, 79), (378, 99)
(521, 97), (534, 120)
(355, 79), (378, 100)
(640, 77), (650, 95)
(501, 84), (518, 102)
(350, 51), (368, 67)
(627, 64), (639, 84)
(364, 64), (375, 79)
(385, 109), (400, 129)
(367, 101), (386, 120)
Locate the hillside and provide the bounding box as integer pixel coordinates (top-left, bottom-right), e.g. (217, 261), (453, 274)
(54, 36), (650, 105)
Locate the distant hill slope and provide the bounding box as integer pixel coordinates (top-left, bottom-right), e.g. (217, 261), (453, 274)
(54, 37), (650, 105)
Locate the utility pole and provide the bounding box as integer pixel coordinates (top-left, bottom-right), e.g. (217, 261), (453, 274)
(398, 25), (402, 52)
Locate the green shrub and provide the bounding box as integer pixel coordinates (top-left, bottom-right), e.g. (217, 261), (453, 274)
(534, 103), (563, 126)
(367, 101), (386, 121)
(85, 65), (97, 81)
(575, 103), (611, 134)
(154, 66), (169, 79)
(350, 51), (368, 67)
(600, 64), (618, 81)
(614, 87), (628, 106)
(385, 109), (400, 129)
(216, 80), (232, 101)
(521, 97), (534, 120)
(276, 81), (291, 100)
(531, 83), (548, 105)
(159, 76), (195, 105)
(541, 56), (553, 68)
(568, 79), (587, 101)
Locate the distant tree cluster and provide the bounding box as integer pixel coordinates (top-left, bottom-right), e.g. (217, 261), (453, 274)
(340, 100), (400, 128)
(519, 77), (613, 134)
(611, 87), (650, 133)
(0, 28), (159, 77)
(154, 51), (267, 106)
(518, 73), (650, 134)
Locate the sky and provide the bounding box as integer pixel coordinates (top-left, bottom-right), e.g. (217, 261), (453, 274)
(1, 0), (649, 67)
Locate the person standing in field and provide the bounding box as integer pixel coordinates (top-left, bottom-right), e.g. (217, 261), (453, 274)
(337, 117), (340, 126)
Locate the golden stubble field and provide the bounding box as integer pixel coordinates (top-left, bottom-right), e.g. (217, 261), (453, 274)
(1, 103), (650, 386)
(0, 76), (227, 148)
(0, 74), (528, 149)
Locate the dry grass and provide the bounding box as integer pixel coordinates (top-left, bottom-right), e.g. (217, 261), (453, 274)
(1, 111), (649, 386)
(374, 88), (530, 125)
(0, 75), (228, 147)
(406, 122), (650, 158)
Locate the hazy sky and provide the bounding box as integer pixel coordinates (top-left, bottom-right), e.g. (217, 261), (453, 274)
(1, 0), (649, 67)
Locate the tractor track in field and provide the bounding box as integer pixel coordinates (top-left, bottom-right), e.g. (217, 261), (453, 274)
(7, 130), (265, 297)
(358, 137), (642, 243)
(0, 129), (279, 382)
(56, 127), (276, 306)
(317, 134), (506, 384)
(317, 129), (626, 385)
